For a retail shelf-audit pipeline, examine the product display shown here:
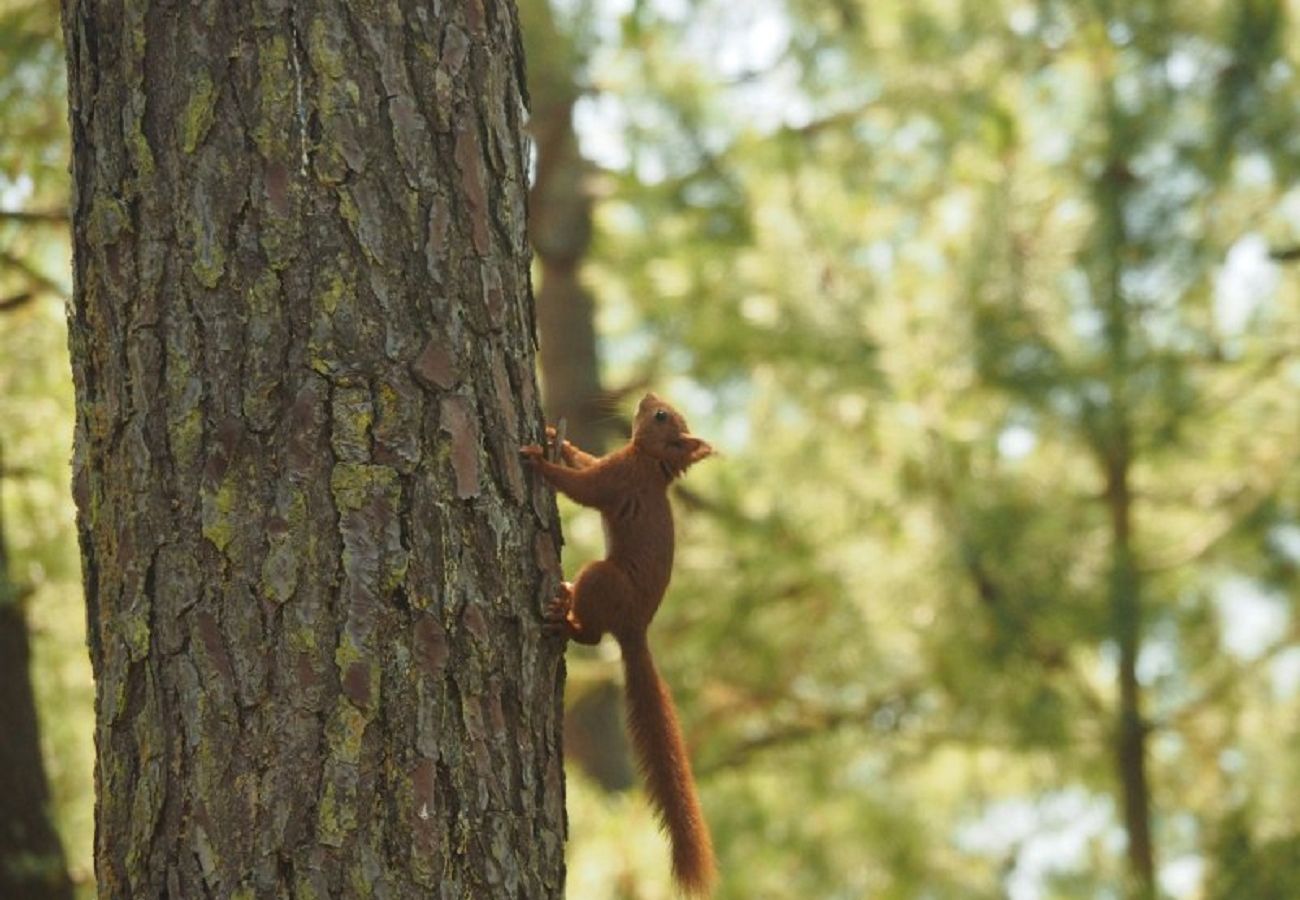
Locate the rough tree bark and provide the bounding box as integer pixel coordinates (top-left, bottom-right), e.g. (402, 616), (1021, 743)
(61, 0), (567, 896)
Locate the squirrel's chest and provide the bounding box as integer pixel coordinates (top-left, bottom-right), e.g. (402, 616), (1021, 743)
(601, 491), (674, 570)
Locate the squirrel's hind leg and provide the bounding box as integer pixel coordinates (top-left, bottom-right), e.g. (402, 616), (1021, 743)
(543, 581), (601, 644)
(545, 561), (635, 645)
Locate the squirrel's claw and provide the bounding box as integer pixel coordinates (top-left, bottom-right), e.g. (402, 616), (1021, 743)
(541, 583), (575, 637)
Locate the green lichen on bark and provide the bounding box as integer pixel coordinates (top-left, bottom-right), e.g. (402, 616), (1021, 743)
(320, 267), (350, 315)
(333, 627), (380, 711)
(381, 539), (409, 593)
(260, 486), (306, 603)
(329, 461), (395, 510)
(306, 15), (364, 185)
(123, 702), (165, 884)
(242, 270), (286, 428)
(293, 875), (326, 900)
(372, 376), (423, 472)
(181, 71), (218, 154)
(187, 205), (227, 288)
(167, 406), (203, 471)
(200, 479), (239, 555)
(253, 36), (294, 158)
(308, 264), (355, 373)
(307, 17), (346, 81)
(331, 460), (409, 605)
(339, 184), (390, 267)
(330, 386), (373, 462)
(88, 194), (129, 245)
(120, 605), (150, 662)
(128, 115), (155, 180)
(120, 1), (154, 184)
(316, 775), (357, 848)
(327, 695), (370, 762)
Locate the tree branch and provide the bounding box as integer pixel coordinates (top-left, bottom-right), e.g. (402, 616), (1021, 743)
(0, 250), (68, 300)
(1141, 443), (1300, 573)
(697, 682), (922, 776)
(0, 209), (68, 225)
(0, 293), (36, 313)
(1154, 626), (1300, 731)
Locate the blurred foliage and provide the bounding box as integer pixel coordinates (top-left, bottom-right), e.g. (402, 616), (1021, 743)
(0, 0), (92, 895)
(4, 0), (1300, 897)
(555, 0), (1300, 896)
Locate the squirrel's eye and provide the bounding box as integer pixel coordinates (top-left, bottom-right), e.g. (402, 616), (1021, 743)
(654, 409), (668, 422)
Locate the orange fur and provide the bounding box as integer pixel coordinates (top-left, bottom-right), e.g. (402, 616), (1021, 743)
(522, 393), (717, 895)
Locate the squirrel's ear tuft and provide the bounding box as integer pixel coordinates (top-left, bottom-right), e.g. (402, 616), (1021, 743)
(681, 437), (713, 462)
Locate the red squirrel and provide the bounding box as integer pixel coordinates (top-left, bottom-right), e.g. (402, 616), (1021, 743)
(521, 393), (717, 895)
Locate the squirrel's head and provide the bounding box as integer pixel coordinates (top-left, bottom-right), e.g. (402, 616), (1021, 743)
(632, 393), (713, 474)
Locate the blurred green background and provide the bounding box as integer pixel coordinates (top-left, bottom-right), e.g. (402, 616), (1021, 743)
(4, 0), (1300, 897)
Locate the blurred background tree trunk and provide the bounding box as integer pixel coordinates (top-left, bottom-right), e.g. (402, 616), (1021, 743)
(521, 0), (610, 455)
(0, 441), (73, 900)
(61, 0), (566, 896)
(520, 0), (634, 793)
(1093, 74), (1154, 898)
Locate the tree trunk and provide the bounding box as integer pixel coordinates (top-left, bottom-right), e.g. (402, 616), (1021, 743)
(1108, 458), (1153, 897)
(0, 445), (74, 900)
(0, 608), (74, 900)
(61, 1), (567, 896)
(519, 0), (632, 794)
(519, 0), (609, 454)
(1094, 81), (1154, 897)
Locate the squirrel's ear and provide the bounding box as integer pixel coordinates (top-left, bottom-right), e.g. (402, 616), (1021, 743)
(682, 437), (713, 461)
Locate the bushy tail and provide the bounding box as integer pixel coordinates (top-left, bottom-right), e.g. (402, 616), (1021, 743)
(620, 634), (717, 896)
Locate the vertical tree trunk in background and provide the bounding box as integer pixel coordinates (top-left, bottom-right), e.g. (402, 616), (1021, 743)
(61, 0), (567, 896)
(528, 100), (606, 451)
(0, 446), (74, 900)
(519, 0), (633, 793)
(0, 608), (73, 900)
(519, 0), (608, 454)
(1107, 453), (1153, 897)
(1094, 85), (1154, 898)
